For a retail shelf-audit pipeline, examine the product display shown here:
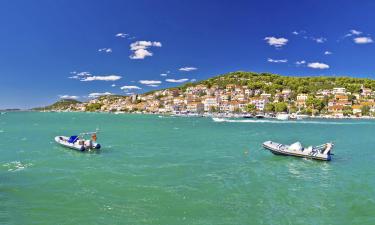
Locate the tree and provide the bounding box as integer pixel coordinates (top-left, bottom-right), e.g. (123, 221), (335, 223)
(209, 106), (218, 113)
(274, 102), (288, 112)
(361, 105), (370, 116)
(245, 104), (256, 113)
(264, 103), (275, 112)
(86, 103), (102, 112)
(343, 106), (353, 116)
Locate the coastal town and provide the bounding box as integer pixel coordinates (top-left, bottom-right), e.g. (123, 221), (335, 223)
(40, 73), (375, 119)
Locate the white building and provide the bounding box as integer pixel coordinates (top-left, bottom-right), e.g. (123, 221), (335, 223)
(332, 87), (346, 95)
(203, 97), (219, 111)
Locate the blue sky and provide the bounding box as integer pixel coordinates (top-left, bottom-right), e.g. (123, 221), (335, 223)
(0, 0), (375, 109)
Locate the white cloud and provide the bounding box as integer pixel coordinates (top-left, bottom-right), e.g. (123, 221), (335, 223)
(179, 66), (197, 71)
(166, 78), (189, 83)
(295, 60), (306, 65)
(345, 29), (362, 37)
(81, 75), (122, 82)
(190, 79), (197, 82)
(115, 33), (128, 38)
(98, 48), (112, 53)
(350, 29), (362, 35)
(324, 51), (332, 55)
(312, 37), (327, 43)
(292, 31), (299, 35)
(77, 72), (91, 76)
(146, 84), (159, 87)
(69, 71), (91, 79)
(129, 41), (162, 59)
(120, 85), (141, 90)
(307, 62), (330, 69)
(88, 92), (112, 98)
(139, 80), (162, 85)
(264, 36), (288, 48)
(353, 37), (373, 44)
(267, 58), (288, 63)
(160, 73), (168, 77)
(111, 84), (116, 87)
(59, 95), (79, 99)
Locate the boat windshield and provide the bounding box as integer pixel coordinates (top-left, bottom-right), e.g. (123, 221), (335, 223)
(68, 136), (78, 143)
(289, 142), (303, 151)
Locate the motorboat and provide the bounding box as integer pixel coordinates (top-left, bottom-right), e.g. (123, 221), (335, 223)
(212, 117), (226, 122)
(55, 131), (101, 151)
(262, 141), (334, 161)
(255, 114), (265, 119)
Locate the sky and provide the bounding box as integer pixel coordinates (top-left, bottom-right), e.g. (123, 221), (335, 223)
(0, 0), (375, 109)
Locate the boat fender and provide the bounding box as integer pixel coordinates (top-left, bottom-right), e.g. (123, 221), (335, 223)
(95, 144), (101, 149)
(80, 146), (85, 151)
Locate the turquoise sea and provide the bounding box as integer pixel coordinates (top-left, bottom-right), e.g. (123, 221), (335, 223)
(0, 112), (374, 225)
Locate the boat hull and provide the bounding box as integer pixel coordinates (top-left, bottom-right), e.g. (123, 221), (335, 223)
(55, 136), (101, 151)
(262, 142), (331, 161)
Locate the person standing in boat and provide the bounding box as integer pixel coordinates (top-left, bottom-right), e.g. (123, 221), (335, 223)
(91, 133), (97, 142)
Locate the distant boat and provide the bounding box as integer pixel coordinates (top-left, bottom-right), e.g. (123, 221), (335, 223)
(212, 117), (226, 122)
(255, 114), (265, 119)
(262, 141), (334, 161)
(55, 131), (101, 151)
(242, 114), (253, 118)
(276, 113), (289, 120)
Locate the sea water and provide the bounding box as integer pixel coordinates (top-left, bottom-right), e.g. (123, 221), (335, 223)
(0, 112), (374, 224)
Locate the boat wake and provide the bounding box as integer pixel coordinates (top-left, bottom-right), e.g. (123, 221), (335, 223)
(2, 161), (33, 172)
(212, 118), (372, 125)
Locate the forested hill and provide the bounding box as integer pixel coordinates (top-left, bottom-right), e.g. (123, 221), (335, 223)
(33, 99), (81, 110)
(179, 71), (375, 95)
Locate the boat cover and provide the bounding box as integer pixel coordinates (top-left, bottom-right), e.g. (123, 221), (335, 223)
(68, 135), (78, 143)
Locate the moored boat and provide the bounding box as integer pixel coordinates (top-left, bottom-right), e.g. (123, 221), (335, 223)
(55, 131), (101, 151)
(262, 141), (333, 161)
(276, 113), (289, 120)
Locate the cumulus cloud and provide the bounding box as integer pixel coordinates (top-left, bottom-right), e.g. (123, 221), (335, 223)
(98, 48), (112, 53)
(166, 78), (189, 83)
(129, 41), (162, 59)
(139, 80), (162, 85)
(115, 33), (129, 38)
(267, 58), (288, 63)
(295, 60), (306, 66)
(81, 75), (122, 82)
(264, 36), (288, 48)
(307, 62), (330, 69)
(353, 37), (373, 44)
(179, 67), (197, 71)
(88, 92), (112, 98)
(59, 95), (79, 99)
(120, 85), (141, 90)
(324, 51), (332, 55)
(160, 73), (168, 77)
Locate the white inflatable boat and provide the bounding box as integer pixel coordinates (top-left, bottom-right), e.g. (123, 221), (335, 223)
(55, 132), (101, 151)
(263, 141), (333, 161)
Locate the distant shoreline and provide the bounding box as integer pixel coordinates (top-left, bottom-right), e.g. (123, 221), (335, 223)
(28, 110), (375, 120)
